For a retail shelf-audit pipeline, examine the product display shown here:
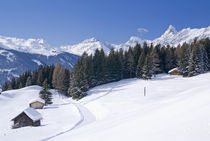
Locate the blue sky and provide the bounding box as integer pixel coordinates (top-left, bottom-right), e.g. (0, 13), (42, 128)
(0, 0), (209, 46)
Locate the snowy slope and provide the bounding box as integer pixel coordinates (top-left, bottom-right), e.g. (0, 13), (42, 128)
(0, 35), (60, 56)
(1, 73), (210, 141)
(0, 86), (81, 141)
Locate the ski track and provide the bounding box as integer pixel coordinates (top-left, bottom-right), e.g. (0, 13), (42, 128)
(81, 85), (115, 105)
(41, 86), (115, 141)
(41, 103), (84, 141)
(41, 97), (97, 141)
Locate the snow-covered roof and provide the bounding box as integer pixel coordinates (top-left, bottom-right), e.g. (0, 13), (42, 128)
(12, 108), (42, 122)
(168, 68), (179, 73)
(29, 98), (45, 104)
(23, 108), (42, 122)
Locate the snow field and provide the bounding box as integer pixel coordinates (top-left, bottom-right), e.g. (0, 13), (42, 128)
(53, 73), (210, 141)
(1, 73), (210, 141)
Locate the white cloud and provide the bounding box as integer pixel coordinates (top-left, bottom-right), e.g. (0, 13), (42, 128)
(137, 28), (149, 33)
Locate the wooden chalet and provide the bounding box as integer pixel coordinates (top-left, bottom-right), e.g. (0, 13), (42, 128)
(11, 108), (42, 128)
(168, 68), (181, 75)
(29, 99), (45, 109)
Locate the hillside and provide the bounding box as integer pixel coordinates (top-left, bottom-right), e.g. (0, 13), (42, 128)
(0, 47), (79, 86)
(1, 72), (210, 141)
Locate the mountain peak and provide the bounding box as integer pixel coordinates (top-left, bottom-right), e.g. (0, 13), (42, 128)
(0, 35), (59, 56)
(125, 36), (144, 46)
(163, 25), (177, 35)
(82, 37), (98, 43)
(128, 36), (142, 41)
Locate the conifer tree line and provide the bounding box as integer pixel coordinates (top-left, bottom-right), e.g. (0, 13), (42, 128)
(1, 64), (71, 96)
(69, 38), (210, 99)
(1, 38), (210, 100)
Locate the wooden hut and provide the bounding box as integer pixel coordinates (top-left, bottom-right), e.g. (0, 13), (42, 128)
(29, 99), (45, 109)
(168, 68), (181, 75)
(11, 108), (42, 128)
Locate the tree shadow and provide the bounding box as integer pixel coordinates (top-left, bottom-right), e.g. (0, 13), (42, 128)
(44, 106), (59, 109)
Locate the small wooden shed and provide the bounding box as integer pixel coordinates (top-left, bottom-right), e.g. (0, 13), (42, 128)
(11, 108), (42, 128)
(29, 99), (45, 109)
(168, 68), (181, 75)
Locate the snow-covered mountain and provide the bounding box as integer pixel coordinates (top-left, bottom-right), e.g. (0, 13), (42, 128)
(114, 36), (148, 51)
(1, 73), (210, 141)
(152, 25), (210, 46)
(61, 25), (210, 56)
(60, 38), (115, 56)
(0, 35), (60, 56)
(1, 25), (209, 57)
(0, 35), (80, 86)
(0, 47), (79, 86)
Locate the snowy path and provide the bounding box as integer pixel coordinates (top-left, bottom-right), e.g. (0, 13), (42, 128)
(42, 85), (117, 140)
(41, 100), (96, 141)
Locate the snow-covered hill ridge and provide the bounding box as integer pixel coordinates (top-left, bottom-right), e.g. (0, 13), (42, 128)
(1, 72), (210, 141)
(61, 25), (210, 55)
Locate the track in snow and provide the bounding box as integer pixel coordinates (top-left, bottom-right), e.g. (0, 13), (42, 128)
(42, 85), (116, 141)
(81, 85), (116, 105)
(41, 101), (95, 141)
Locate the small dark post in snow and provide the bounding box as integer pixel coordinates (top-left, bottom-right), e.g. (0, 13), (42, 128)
(144, 87), (146, 96)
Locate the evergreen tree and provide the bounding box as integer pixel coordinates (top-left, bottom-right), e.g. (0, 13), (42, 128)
(132, 44), (141, 69)
(203, 38), (210, 70)
(48, 65), (55, 88)
(92, 49), (106, 85)
(36, 67), (44, 86)
(52, 63), (62, 89)
(164, 46), (177, 72)
(136, 48), (146, 78)
(39, 79), (53, 105)
(122, 51), (130, 78)
(199, 42), (209, 72)
(178, 43), (190, 76)
(188, 41), (209, 76)
(150, 45), (162, 75)
(126, 47), (136, 78)
(32, 70), (38, 85)
(107, 49), (122, 82)
(69, 52), (91, 99)
(2, 82), (9, 91)
(188, 45), (200, 76)
(10, 78), (17, 89)
(142, 55), (153, 80)
(117, 48), (125, 79)
(25, 76), (32, 86)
